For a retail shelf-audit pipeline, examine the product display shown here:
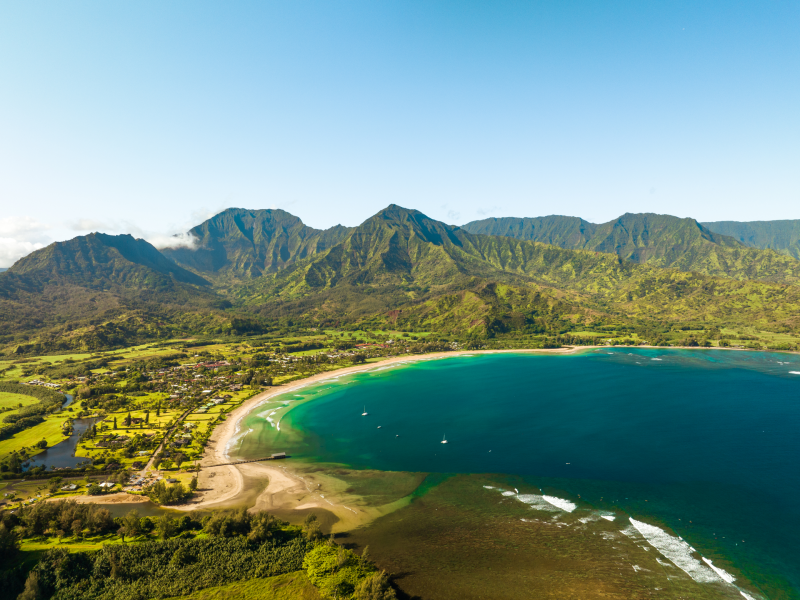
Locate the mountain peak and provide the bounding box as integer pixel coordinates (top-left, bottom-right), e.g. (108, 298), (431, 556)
(7, 232), (208, 287)
(163, 207), (353, 279)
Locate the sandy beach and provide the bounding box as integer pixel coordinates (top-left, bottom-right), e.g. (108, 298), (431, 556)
(176, 343), (781, 525)
(175, 346), (590, 525)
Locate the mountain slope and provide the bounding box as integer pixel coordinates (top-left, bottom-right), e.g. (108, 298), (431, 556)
(236, 206), (800, 334)
(161, 208), (353, 282)
(463, 213), (800, 284)
(6, 233), (209, 289)
(0, 233), (224, 349)
(702, 220), (800, 260)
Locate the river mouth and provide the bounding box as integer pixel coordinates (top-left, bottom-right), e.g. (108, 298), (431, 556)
(231, 349), (800, 599)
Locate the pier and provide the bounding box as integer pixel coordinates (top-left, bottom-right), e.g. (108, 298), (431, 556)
(200, 453), (288, 469)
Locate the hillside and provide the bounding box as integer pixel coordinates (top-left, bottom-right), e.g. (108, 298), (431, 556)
(0, 233), (229, 353)
(238, 206), (800, 336)
(2, 206), (800, 354)
(703, 219), (800, 260)
(161, 208), (353, 283)
(463, 213), (800, 284)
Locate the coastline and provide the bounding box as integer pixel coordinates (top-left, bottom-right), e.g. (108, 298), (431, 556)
(178, 343), (794, 523)
(177, 346), (588, 521)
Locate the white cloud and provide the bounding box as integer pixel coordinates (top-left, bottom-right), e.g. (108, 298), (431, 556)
(0, 216), (52, 267)
(0, 216), (51, 241)
(0, 237), (46, 268)
(68, 217), (200, 249)
(146, 231), (199, 249)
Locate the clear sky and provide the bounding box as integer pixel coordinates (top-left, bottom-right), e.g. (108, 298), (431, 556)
(1, 1), (798, 266)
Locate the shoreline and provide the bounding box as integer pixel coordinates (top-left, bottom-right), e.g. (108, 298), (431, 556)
(178, 344), (796, 521)
(178, 346), (587, 519)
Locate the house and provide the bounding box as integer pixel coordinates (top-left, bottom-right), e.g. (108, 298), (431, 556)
(166, 478), (178, 483)
(98, 482), (115, 489)
(132, 461), (144, 469)
(61, 484), (78, 491)
(271, 452), (287, 459)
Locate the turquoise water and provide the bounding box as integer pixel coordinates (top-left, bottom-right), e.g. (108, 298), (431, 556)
(234, 349), (800, 597)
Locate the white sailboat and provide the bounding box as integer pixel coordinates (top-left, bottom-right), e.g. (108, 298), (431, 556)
(362, 406), (368, 416)
(441, 434), (448, 444)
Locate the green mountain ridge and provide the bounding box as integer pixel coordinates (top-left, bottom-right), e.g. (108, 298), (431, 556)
(702, 219), (800, 260)
(161, 208), (353, 283)
(463, 213), (800, 285)
(2, 206), (800, 353)
(0, 233), (227, 352)
(7, 233), (209, 289)
(235, 206), (800, 335)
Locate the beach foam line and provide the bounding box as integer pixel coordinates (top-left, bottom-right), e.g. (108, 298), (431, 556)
(542, 495), (577, 512)
(790, 371), (800, 375)
(629, 518), (719, 583)
(600, 514), (615, 521)
(702, 557), (735, 584)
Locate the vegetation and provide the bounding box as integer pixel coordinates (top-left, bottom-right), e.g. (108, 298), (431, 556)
(703, 218), (800, 260)
(463, 212), (800, 284)
(0, 506), (397, 600)
(2, 205), (800, 357)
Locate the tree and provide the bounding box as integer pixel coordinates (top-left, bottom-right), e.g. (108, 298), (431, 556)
(303, 513), (323, 542)
(145, 412), (149, 425)
(174, 453), (186, 468)
(0, 522), (19, 561)
(71, 519), (83, 539)
(352, 354), (367, 364)
(189, 476), (198, 492)
(124, 412), (132, 427)
(86, 483), (102, 496)
(17, 571), (42, 600)
(354, 571), (397, 600)
(113, 417), (117, 430)
(248, 512), (277, 543)
(154, 515), (176, 540)
(160, 459), (173, 470)
(118, 509), (142, 541)
(36, 439), (48, 449)
(48, 476), (63, 494)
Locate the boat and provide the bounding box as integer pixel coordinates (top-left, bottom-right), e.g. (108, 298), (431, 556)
(362, 406), (368, 416)
(377, 426), (381, 429)
(441, 434), (448, 444)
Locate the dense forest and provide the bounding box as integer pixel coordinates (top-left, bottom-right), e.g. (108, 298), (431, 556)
(1, 502), (396, 600)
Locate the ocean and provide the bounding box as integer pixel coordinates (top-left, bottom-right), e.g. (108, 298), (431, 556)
(232, 348), (800, 598)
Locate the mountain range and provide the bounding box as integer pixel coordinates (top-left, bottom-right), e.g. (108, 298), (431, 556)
(2, 206), (800, 353)
(462, 214), (800, 283)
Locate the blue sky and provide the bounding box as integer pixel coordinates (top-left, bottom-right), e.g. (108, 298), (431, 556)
(1, 1), (798, 265)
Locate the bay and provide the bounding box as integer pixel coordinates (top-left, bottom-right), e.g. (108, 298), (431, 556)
(233, 348), (800, 597)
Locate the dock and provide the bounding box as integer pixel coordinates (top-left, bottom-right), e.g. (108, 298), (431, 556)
(200, 453), (288, 469)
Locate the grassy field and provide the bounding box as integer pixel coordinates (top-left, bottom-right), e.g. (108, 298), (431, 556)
(0, 413), (71, 459)
(162, 573), (322, 600)
(0, 391), (39, 411)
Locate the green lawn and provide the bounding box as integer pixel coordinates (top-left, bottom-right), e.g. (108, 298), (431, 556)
(0, 414), (70, 458)
(162, 573), (322, 600)
(0, 391), (39, 411)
